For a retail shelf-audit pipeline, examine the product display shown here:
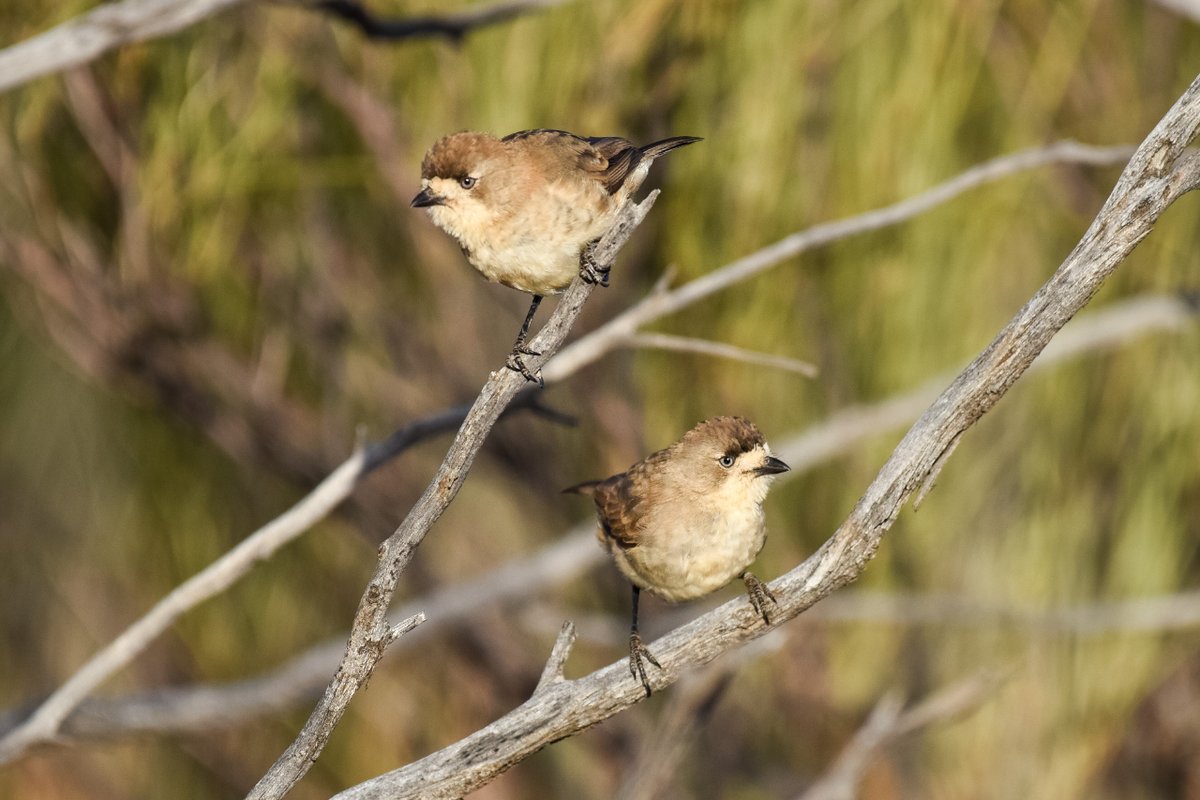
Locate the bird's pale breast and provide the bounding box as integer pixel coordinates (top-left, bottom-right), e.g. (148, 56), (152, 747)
(613, 501), (767, 603)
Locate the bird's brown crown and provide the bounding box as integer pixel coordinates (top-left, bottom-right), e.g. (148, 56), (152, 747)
(683, 416), (766, 458)
(420, 132), (503, 180)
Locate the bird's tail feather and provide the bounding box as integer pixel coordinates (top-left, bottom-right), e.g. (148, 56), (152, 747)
(640, 135), (703, 159)
(561, 480), (602, 496)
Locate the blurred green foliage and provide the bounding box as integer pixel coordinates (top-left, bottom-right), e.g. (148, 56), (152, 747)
(2, 0), (1200, 797)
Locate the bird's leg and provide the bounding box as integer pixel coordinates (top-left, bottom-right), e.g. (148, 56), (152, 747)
(628, 585), (661, 696)
(579, 240), (610, 287)
(741, 571), (777, 625)
(505, 294), (544, 385)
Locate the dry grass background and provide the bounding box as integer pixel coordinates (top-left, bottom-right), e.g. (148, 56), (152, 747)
(1, 1), (1200, 798)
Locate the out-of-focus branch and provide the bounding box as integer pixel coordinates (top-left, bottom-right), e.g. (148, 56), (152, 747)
(1150, 0), (1200, 24)
(245, 192), (661, 800)
(810, 588), (1200, 635)
(332, 76), (1200, 800)
(797, 672), (1002, 800)
(313, 0), (574, 41)
(623, 333), (819, 377)
(0, 0), (248, 94)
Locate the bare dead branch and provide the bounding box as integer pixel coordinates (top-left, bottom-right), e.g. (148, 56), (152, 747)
(623, 333), (819, 377)
(313, 0), (574, 41)
(331, 75), (1200, 800)
(244, 191), (661, 800)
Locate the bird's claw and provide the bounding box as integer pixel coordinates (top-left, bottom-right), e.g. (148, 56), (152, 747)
(580, 243), (610, 287)
(505, 345), (544, 386)
(742, 572), (778, 625)
(628, 632), (662, 697)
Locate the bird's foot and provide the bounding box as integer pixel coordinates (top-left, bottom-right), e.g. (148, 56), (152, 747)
(628, 632), (662, 697)
(505, 345), (544, 386)
(742, 572), (778, 625)
(579, 242), (610, 287)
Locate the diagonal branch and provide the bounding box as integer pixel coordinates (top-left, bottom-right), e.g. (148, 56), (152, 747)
(331, 75), (1200, 800)
(245, 191), (661, 800)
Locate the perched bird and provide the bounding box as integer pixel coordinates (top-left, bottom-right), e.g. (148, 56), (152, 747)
(411, 129), (701, 380)
(565, 416), (790, 695)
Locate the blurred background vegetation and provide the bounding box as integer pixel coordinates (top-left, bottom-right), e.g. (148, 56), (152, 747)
(1, 0), (1199, 797)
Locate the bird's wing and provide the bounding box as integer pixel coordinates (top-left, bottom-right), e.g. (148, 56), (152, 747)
(501, 129), (640, 195)
(582, 446), (675, 549)
(587, 471), (642, 549)
(582, 136), (642, 195)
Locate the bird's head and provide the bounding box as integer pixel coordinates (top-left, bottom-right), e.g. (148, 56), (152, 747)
(672, 416), (790, 506)
(411, 132), (507, 239)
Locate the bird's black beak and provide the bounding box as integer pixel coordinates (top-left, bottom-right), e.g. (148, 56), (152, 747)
(410, 187), (445, 208)
(755, 456), (790, 476)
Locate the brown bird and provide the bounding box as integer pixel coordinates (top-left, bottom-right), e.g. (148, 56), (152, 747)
(411, 129), (700, 381)
(566, 416), (790, 695)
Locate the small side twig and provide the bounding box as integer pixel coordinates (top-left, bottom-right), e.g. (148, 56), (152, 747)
(534, 622), (577, 693)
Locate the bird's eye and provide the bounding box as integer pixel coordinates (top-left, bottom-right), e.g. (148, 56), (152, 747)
(459, 176), (477, 189)
(718, 455), (735, 468)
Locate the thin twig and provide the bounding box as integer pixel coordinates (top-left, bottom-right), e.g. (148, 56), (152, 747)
(331, 75), (1200, 800)
(623, 333), (819, 377)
